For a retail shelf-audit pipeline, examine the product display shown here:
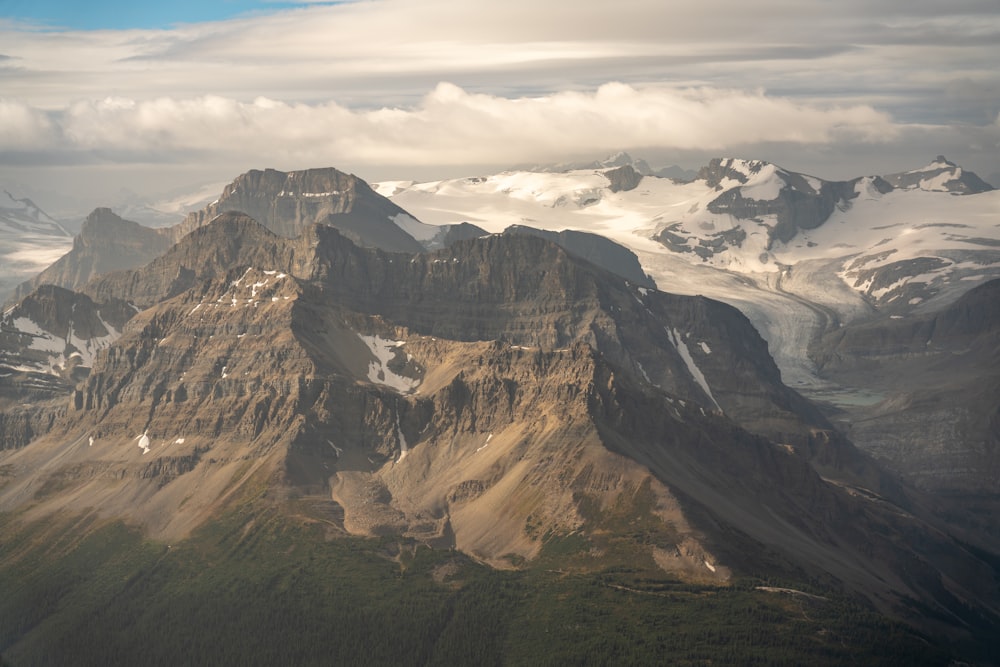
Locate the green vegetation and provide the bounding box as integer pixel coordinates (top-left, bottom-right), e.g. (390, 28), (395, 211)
(0, 505), (952, 666)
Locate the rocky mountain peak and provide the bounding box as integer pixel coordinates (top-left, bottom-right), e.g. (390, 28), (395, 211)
(175, 167), (424, 252)
(11, 208), (174, 305)
(697, 157), (772, 188)
(882, 156), (994, 194)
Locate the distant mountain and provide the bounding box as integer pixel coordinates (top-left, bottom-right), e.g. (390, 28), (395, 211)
(0, 191), (70, 238)
(174, 167), (425, 252)
(384, 156), (1000, 497)
(10, 208), (174, 305)
(0, 192), (73, 302)
(882, 156), (994, 195)
(3, 194), (1000, 661)
(524, 151), (698, 181)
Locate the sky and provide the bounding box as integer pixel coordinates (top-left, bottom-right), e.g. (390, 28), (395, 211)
(1, 0), (999, 216)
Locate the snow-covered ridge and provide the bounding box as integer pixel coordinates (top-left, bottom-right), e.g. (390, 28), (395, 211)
(0, 191), (70, 238)
(381, 156), (1000, 389)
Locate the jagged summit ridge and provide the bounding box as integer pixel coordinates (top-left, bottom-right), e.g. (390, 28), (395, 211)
(175, 166), (425, 252)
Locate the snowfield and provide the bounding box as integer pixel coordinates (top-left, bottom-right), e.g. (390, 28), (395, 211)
(381, 159), (1000, 390)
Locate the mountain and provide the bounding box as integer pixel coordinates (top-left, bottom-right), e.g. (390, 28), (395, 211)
(0, 191), (69, 238)
(2, 212), (998, 661)
(882, 156), (995, 195)
(174, 167), (425, 252)
(811, 278), (1000, 496)
(525, 151), (699, 181)
(0, 285), (133, 451)
(382, 157), (1000, 495)
(0, 192), (73, 302)
(9, 208), (174, 305)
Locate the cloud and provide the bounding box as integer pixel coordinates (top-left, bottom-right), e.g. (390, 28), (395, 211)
(0, 84), (899, 169)
(0, 0), (997, 209)
(0, 100), (55, 149)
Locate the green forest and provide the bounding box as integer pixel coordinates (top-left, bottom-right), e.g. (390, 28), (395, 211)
(0, 505), (958, 666)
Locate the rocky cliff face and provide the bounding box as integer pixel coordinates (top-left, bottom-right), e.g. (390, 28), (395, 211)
(2, 213), (997, 640)
(10, 208), (173, 304)
(502, 225), (654, 288)
(603, 164), (643, 192)
(175, 167), (424, 252)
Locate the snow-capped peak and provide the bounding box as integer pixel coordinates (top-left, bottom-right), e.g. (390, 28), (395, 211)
(882, 156), (993, 195)
(0, 191), (70, 238)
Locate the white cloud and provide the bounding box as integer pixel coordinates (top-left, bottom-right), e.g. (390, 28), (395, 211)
(0, 100), (55, 149)
(0, 0), (996, 207)
(2, 84), (898, 168)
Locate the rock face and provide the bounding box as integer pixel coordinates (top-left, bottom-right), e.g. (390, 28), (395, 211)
(2, 212), (998, 641)
(502, 225), (654, 288)
(812, 278), (1000, 494)
(603, 164), (643, 192)
(174, 167), (424, 252)
(0, 285), (133, 449)
(696, 158), (879, 248)
(11, 208), (174, 303)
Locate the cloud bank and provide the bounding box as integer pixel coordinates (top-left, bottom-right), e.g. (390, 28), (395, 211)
(0, 84), (900, 168)
(0, 0), (997, 209)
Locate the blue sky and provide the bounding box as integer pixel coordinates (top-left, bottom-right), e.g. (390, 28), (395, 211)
(0, 0), (998, 212)
(0, 0), (319, 30)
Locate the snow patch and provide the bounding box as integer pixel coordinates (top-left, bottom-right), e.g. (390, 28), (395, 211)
(358, 334), (421, 393)
(395, 413), (409, 462)
(476, 433), (494, 453)
(136, 431), (151, 455)
(666, 327), (722, 412)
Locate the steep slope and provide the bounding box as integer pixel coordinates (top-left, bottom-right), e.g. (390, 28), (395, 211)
(502, 225), (654, 288)
(175, 167), (424, 252)
(812, 279), (1000, 495)
(0, 286), (134, 451)
(2, 217), (997, 650)
(10, 208), (174, 304)
(82, 211), (301, 310)
(383, 157), (1000, 493)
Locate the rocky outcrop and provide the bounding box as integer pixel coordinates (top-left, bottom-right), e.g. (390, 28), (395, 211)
(82, 212), (299, 309)
(10, 208), (173, 304)
(603, 164), (643, 192)
(175, 167), (424, 252)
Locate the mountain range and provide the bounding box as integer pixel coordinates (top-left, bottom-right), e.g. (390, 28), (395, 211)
(1, 155), (998, 664)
